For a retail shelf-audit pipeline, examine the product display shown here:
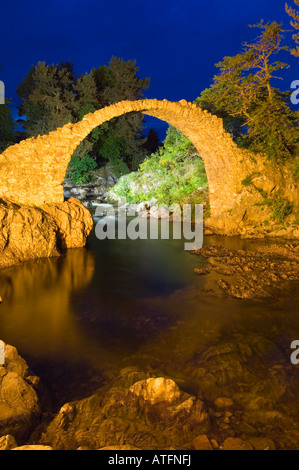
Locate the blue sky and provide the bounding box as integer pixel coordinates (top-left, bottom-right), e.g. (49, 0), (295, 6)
(1, 0), (297, 138)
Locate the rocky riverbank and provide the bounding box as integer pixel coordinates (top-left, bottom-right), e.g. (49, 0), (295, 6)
(0, 197), (93, 269)
(63, 174), (117, 204)
(1, 337), (299, 451)
(192, 243), (299, 299)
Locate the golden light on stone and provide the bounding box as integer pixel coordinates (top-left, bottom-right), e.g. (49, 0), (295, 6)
(1, 99), (298, 235)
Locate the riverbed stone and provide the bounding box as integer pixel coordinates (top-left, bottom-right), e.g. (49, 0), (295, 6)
(192, 244), (299, 299)
(249, 437), (275, 450)
(98, 445), (141, 450)
(214, 397), (234, 410)
(221, 437), (253, 450)
(193, 434), (213, 450)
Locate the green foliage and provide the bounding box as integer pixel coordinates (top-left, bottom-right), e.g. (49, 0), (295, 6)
(256, 191), (293, 223)
(17, 61), (82, 136)
(269, 197), (293, 223)
(241, 172), (261, 186)
(91, 57), (150, 172)
(17, 57), (150, 178)
(110, 126), (208, 205)
(196, 86), (246, 140)
(65, 155), (97, 184)
(196, 21), (299, 163)
(0, 65), (15, 152)
(241, 168), (294, 223)
(0, 100), (15, 152)
(293, 159), (299, 181)
(286, 0), (299, 56)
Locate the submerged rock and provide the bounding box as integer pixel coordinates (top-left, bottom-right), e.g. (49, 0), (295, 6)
(0, 197), (93, 268)
(249, 437), (275, 450)
(40, 374), (210, 450)
(129, 377), (182, 404)
(214, 397), (234, 410)
(221, 437), (253, 450)
(192, 243), (299, 299)
(192, 434), (213, 450)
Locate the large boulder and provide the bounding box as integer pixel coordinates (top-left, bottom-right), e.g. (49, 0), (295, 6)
(41, 198), (94, 249)
(0, 198), (93, 268)
(40, 372), (209, 450)
(0, 342), (40, 441)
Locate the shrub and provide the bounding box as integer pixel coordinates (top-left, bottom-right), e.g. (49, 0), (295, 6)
(108, 126), (208, 206)
(66, 155), (97, 184)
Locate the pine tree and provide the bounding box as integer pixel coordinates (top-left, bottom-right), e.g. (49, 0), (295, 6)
(286, 0), (299, 56)
(143, 128), (160, 154)
(196, 21), (299, 162)
(92, 57), (150, 172)
(17, 61), (77, 136)
(17, 57), (151, 178)
(17, 61), (99, 162)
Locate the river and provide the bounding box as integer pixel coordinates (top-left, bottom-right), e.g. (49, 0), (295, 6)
(0, 217), (299, 447)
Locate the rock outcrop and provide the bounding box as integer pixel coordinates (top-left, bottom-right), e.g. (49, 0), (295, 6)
(40, 372), (209, 450)
(0, 197), (93, 269)
(0, 342), (40, 441)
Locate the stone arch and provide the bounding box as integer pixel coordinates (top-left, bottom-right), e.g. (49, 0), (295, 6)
(0, 99), (262, 227)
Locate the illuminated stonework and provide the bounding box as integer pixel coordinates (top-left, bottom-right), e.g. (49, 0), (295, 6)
(0, 99), (296, 233)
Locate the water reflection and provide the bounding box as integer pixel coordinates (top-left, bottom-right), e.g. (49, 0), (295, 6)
(0, 228), (298, 424)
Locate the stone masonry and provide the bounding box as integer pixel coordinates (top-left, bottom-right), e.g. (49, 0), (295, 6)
(0, 99), (297, 234)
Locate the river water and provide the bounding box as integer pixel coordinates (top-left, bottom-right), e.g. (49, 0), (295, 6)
(0, 217), (299, 446)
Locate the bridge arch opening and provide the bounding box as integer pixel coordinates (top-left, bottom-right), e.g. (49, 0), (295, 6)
(0, 99), (256, 226)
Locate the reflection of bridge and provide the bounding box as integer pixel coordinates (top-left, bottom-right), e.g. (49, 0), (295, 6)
(0, 99), (263, 231)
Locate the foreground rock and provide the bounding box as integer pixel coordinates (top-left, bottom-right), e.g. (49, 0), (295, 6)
(0, 198), (93, 269)
(12, 445), (52, 450)
(40, 372), (209, 450)
(192, 243), (299, 299)
(0, 341), (40, 441)
(0, 435), (17, 450)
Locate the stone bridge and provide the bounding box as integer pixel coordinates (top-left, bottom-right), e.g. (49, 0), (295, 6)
(0, 99), (280, 233)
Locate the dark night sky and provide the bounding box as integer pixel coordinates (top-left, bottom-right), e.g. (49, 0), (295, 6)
(1, 0), (297, 137)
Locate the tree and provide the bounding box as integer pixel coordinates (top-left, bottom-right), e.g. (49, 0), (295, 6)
(0, 100), (15, 152)
(143, 128), (160, 154)
(17, 57), (151, 180)
(0, 65), (15, 152)
(163, 125), (197, 160)
(17, 61), (77, 136)
(286, 0), (299, 56)
(17, 61), (101, 183)
(92, 57), (150, 172)
(196, 21), (299, 162)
